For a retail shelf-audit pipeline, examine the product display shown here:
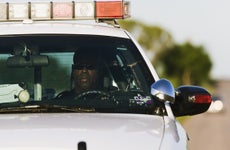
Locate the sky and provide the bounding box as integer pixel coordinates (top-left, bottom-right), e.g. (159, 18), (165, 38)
(129, 0), (230, 80)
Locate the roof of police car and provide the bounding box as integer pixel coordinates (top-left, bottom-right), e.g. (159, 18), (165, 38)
(0, 20), (130, 38)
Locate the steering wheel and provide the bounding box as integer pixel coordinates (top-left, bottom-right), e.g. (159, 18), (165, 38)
(74, 90), (110, 100)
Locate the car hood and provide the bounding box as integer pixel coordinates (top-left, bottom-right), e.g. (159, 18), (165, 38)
(0, 113), (164, 150)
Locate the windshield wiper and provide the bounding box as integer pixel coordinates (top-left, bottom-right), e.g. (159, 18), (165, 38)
(0, 104), (96, 113)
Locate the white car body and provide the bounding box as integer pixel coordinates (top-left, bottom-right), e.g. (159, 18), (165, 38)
(0, 1), (211, 150)
(0, 113), (187, 150)
(0, 22), (188, 150)
(0, 21), (188, 150)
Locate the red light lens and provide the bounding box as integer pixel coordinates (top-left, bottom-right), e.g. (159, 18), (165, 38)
(194, 94), (211, 103)
(96, 1), (123, 19)
(52, 2), (73, 19)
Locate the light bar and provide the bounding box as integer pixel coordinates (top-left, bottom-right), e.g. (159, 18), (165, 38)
(0, 3), (7, 20)
(9, 3), (29, 20)
(52, 2), (73, 19)
(0, 1), (130, 22)
(31, 2), (51, 20)
(75, 2), (95, 19)
(96, 1), (122, 19)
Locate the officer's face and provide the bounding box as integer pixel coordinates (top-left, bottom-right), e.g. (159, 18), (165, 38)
(72, 56), (99, 93)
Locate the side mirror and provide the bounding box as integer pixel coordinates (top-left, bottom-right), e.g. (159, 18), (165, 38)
(171, 85), (212, 117)
(150, 79), (175, 103)
(151, 79), (180, 142)
(150, 79), (212, 117)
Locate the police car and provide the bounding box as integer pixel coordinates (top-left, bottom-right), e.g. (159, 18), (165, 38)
(0, 1), (211, 150)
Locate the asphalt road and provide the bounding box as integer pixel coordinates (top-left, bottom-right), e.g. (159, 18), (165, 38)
(182, 80), (230, 150)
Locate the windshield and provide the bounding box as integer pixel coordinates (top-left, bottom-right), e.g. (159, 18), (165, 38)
(0, 35), (163, 114)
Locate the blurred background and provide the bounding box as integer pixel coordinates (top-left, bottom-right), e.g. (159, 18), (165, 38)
(119, 0), (230, 149)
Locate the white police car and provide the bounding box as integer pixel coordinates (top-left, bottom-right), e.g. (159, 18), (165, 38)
(0, 1), (211, 149)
